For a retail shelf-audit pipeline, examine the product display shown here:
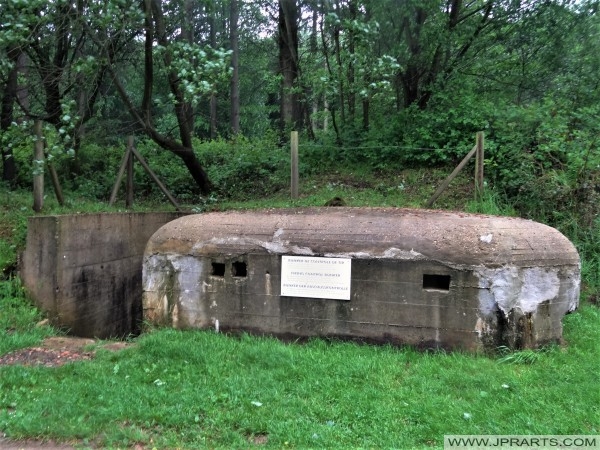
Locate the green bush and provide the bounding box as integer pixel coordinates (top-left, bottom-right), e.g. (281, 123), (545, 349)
(484, 101), (599, 226)
(1, 122), (36, 189)
(133, 140), (202, 202)
(479, 100), (600, 297)
(69, 142), (125, 199)
(196, 134), (288, 201)
(68, 134), (289, 204)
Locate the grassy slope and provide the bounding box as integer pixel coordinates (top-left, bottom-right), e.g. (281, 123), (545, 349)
(0, 169), (598, 449)
(0, 309), (598, 449)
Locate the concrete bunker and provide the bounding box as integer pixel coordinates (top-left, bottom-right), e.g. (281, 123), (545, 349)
(142, 207), (580, 352)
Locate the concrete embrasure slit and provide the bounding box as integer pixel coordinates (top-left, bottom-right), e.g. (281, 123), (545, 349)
(422, 274), (451, 291)
(211, 262), (226, 277)
(232, 261), (247, 277)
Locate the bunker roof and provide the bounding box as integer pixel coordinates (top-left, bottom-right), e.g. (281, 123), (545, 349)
(146, 208), (579, 269)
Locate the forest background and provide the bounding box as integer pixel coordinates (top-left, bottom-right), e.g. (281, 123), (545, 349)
(0, 1), (599, 447)
(0, 0), (599, 291)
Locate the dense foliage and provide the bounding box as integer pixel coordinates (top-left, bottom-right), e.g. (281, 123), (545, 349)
(0, 1), (598, 246)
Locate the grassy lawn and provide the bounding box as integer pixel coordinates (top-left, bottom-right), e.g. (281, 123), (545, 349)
(0, 294), (598, 449)
(0, 170), (598, 449)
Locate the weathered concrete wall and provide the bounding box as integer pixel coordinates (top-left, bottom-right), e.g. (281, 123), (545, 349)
(143, 208), (580, 352)
(21, 212), (182, 338)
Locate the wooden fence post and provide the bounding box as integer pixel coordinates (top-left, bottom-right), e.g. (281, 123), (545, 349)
(291, 131), (299, 199)
(425, 131), (486, 208)
(47, 163), (65, 206)
(109, 141), (132, 206)
(33, 120), (44, 213)
(126, 136), (134, 208)
(129, 146), (181, 211)
(425, 144), (477, 208)
(109, 137), (181, 211)
(475, 131), (484, 200)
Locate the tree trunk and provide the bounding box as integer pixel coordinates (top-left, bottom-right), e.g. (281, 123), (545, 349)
(401, 7), (427, 109)
(210, 94), (218, 139)
(15, 52), (29, 116)
(33, 1), (71, 127)
(308, 4), (318, 135)
(180, 151), (212, 193)
(230, 0), (240, 135)
(209, 2), (218, 139)
(361, 1), (372, 130)
(147, 0), (212, 193)
(181, 0), (195, 135)
(0, 47), (20, 185)
(332, 0), (345, 125)
(347, 0), (357, 122)
(278, 0), (300, 130)
(401, 64), (422, 108)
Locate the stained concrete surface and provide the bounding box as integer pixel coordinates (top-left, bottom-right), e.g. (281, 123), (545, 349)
(143, 207), (580, 351)
(21, 212), (183, 339)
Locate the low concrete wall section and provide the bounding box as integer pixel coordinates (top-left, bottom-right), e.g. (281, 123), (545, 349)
(21, 212), (182, 338)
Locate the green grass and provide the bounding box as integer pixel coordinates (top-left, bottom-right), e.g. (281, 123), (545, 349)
(0, 167), (599, 448)
(464, 189), (517, 217)
(212, 167), (476, 212)
(0, 279), (55, 355)
(0, 302), (598, 448)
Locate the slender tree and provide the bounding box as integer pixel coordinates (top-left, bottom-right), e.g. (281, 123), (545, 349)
(208, 1), (219, 139)
(230, 0), (240, 134)
(81, 0), (231, 193)
(278, 0), (301, 130)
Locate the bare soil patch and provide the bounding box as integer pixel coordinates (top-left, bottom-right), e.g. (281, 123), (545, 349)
(0, 336), (133, 368)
